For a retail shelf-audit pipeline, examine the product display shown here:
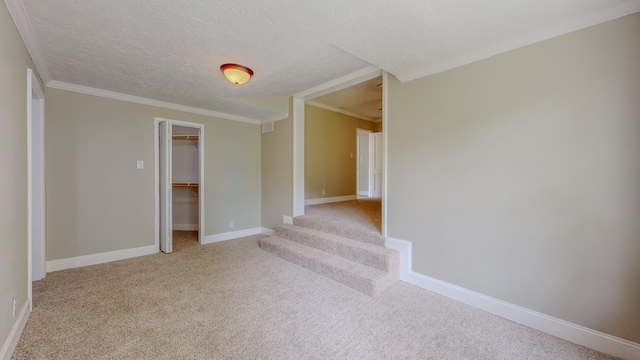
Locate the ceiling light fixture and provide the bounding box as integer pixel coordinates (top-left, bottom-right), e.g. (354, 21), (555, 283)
(220, 63), (254, 85)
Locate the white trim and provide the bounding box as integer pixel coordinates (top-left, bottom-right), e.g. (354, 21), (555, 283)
(261, 227), (275, 236)
(4, 0), (51, 83)
(381, 71), (389, 237)
(306, 101), (379, 122)
(293, 66), (382, 219)
(154, 118), (205, 248)
(46, 245), (157, 272)
(384, 237), (640, 360)
(292, 98), (305, 217)
(356, 128), (373, 198)
(294, 65), (382, 100)
(304, 195), (357, 206)
(49, 81), (262, 124)
(26, 68), (46, 311)
(384, 237), (412, 282)
(0, 298), (29, 360)
(202, 227), (264, 244)
(172, 224), (199, 231)
(397, 2), (640, 83)
(154, 120), (160, 251)
(283, 215), (294, 225)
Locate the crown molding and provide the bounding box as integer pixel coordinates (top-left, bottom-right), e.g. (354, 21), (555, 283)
(4, 0), (51, 83)
(306, 101), (380, 123)
(396, 1), (640, 82)
(294, 65), (382, 100)
(47, 81), (263, 124)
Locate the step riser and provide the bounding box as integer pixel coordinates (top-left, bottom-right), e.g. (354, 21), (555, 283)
(261, 238), (395, 296)
(294, 217), (385, 247)
(275, 226), (398, 272)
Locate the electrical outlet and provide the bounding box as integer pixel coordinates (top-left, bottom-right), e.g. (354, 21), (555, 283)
(12, 296), (16, 317)
(322, 189), (326, 195)
(229, 221), (235, 229)
(136, 160), (144, 169)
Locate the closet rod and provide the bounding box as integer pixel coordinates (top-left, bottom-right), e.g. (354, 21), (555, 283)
(172, 183), (199, 188)
(172, 135), (199, 140)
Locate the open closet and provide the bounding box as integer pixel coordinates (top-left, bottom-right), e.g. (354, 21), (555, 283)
(171, 125), (200, 235)
(156, 118), (204, 254)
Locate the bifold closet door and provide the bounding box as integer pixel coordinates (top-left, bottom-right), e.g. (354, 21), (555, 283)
(159, 121), (173, 253)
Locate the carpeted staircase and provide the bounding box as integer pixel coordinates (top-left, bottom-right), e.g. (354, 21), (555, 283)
(260, 215), (399, 296)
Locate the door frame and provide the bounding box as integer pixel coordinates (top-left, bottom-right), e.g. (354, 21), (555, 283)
(27, 68), (46, 308)
(356, 128), (372, 197)
(369, 132), (383, 198)
(293, 66), (388, 235)
(154, 118), (205, 250)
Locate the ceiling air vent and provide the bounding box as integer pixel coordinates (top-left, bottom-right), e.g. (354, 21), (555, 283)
(262, 122), (274, 133)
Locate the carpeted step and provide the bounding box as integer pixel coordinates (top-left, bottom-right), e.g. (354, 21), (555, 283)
(293, 215), (385, 246)
(274, 224), (398, 273)
(260, 236), (398, 296)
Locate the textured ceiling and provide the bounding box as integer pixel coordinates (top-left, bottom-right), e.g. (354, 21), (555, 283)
(310, 77), (383, 121)
(18, 0), (640, 121)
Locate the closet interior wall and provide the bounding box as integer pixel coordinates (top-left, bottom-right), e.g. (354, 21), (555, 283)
(172, 125), (199, 231)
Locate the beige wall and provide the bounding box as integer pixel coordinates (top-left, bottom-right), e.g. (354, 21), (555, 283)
(45, 89), (261, 260)
(387, 14), (640, 342)
(0, 3), (41, 350)
(261, 98), (293, 229)
(305, 104), (375, 199)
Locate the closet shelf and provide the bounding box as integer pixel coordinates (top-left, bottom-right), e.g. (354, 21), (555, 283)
(172, 135), (199, 141)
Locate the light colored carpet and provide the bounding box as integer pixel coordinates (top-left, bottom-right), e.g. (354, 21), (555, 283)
(260, 222), (398, 295)
(305, 198), (382, 233)
(296, 199), (385, 246)
(13, 231), (615, 359)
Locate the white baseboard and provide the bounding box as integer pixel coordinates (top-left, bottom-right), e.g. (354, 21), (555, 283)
(385, 237), (640, 360)
(358, 191), (370, 196)
(202, 227), (264, 244)
(385, 237), (412, 281)
(261, 227), (275, 236)
(283, 215), (293, 225)
(173, 224), (199, 231)
(46, 245), (157, 272)
(304, 195), (357, 206)
(0, 298), (30, 360)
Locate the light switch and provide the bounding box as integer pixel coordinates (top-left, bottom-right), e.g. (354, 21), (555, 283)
(137, 160), (144, 169)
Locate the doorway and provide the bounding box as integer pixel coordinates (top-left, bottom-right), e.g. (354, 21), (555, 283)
(356, 128), (372, 197)
(356, 129), (383, 198)
(155, 118), (204, 254)
(293, 67), (387, 234)
(27, 68), (45, 308)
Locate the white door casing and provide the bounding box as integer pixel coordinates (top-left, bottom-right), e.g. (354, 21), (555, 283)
(159, 121), (173, 253)
(357, 129), (372, 196)
(155, 118), (205, 252)
(27, 68), (45, 309)
(370, 132), (383, 198)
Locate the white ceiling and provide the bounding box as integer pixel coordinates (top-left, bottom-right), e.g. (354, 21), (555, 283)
(11, 0), (640, 122)
(309, 76), (383, 122)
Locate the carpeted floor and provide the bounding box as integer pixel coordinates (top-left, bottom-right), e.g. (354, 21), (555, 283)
(305, 198), (382, 233)
(13, 231), (614, 359)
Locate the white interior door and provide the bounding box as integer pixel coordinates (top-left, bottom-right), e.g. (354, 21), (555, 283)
(159, 121), (173, 253)
(369, 132), (383, 198)
(31, 91), (44, 280)
(357, 129), (371, 196)
(28, 68), (46, 310)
